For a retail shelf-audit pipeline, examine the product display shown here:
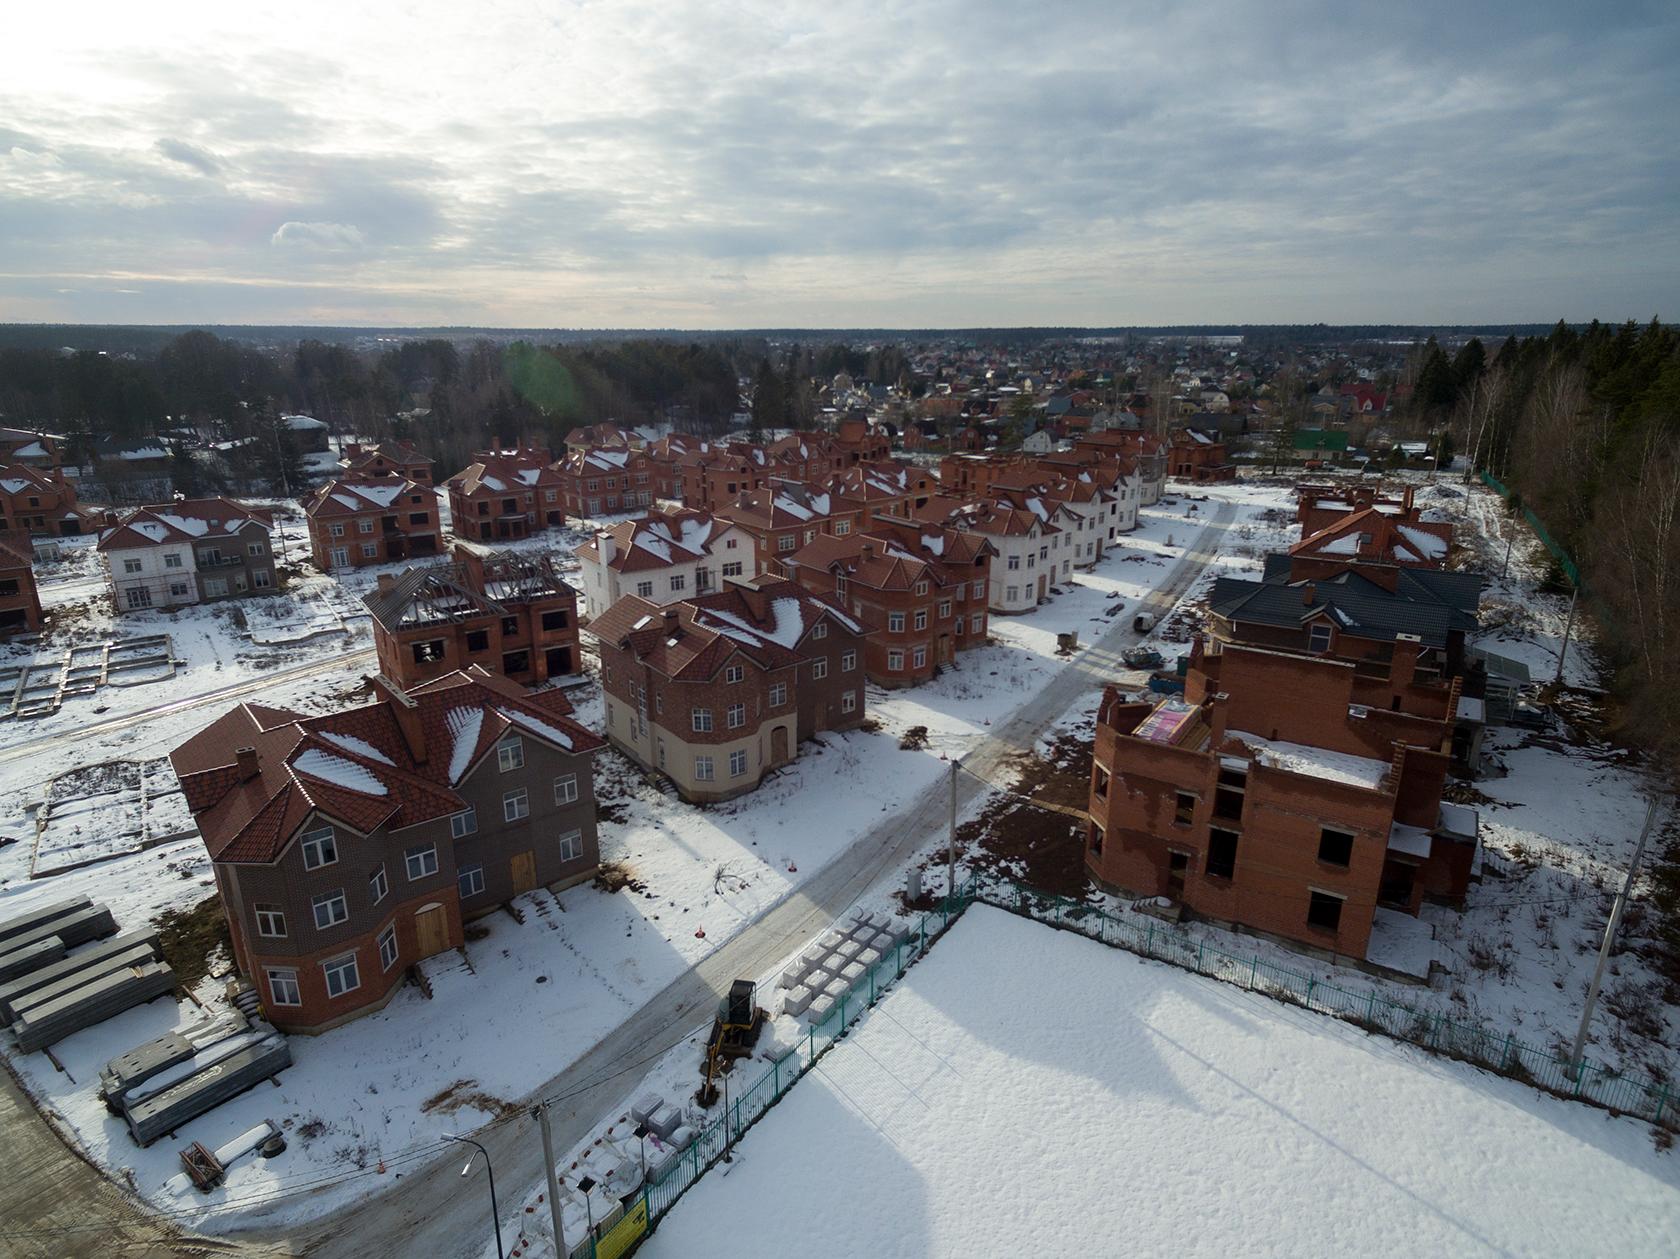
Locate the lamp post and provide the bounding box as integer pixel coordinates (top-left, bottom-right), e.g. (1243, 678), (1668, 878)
(444, 1134), (504, 1259)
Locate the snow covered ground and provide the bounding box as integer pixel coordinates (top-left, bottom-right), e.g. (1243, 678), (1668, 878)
(643, 906), (1679, 1259)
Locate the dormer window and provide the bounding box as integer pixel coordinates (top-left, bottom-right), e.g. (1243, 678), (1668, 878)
(1308, 623), (1332, 653)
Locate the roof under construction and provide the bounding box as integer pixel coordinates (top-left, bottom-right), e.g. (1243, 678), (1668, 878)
(363, 549), (575, 631)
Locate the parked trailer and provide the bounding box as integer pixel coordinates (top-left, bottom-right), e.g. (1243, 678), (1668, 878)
(0, 931), (161, 1021)
(0, 896), (93, 947)
(12, 961), (176, 1053)
(124, 1035), (292, 1147)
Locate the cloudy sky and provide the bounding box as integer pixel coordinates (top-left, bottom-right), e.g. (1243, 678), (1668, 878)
(1, 1), (1676, 328)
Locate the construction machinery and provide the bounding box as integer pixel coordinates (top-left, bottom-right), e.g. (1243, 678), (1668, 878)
(696, 979), (766, 1106)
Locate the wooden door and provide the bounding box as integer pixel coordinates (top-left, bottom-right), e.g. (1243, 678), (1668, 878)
(511, 850), (536, 895)
(770, 725), (789, 764)
(414, 903), (449, 958)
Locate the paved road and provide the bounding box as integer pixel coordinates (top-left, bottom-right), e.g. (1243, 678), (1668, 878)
(0, 504), (1232, 1259)
(0, 649), (376, 768)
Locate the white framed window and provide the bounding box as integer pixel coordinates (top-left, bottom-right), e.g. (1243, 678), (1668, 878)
(768, 682), (787, 707)
(835, 518), (851, 535)
(329, 522), (345, 538)
(724, 702), (745, 729)
(254, 904), (286, 938)
(669, 573), (686, 592)
(312, 889), (349, 930)
(695, 755), (714, 781)
(378, 924), (399, 971)
(1007, 586), (1019, 602)
(913, 646), (927, 668)
(636, 580), (654, 597)
(726, 664), (744, 684)
(248, 542), (266, 557)
(164, 553), (183, 569)
(203, 577), (229, 597)
(558, 829), (583, 862)
(301, 826), (337, 870)
(1309, 623), (1332, 652)
(913, 610), (928, 631)
(405, 844), (438, 881)
(692, 708), (713, 732)
(812, 658), (828, 679)
(330, 547), (349, 567)
(451, 807), (477, 838)
(971, 613), (983, 632)
(841, 690), (857, 713)
(498, 737), (525, 772)
(361, 542), (378, 558)
(253, 569), (272, 589)
(812, 622), (827, 640)
(553, 773), (578, 805)
(887, 649), (905, 671)
(841, 650), (857, 671)
(729, 749), (748, 777)
(503, 788), (530, 821)
(914, 581), (929, 595)
(888, 612), (906, 632)
(369, 864), (389, 905)
(323, 953), (361, 999)
(169, 581), (193, 599)
(1007, 555), (1021, 571)
(972, 580), (985, 598)
(357, 518), (373, 534)
(266, 968), (301, 1007)
(722, 561), (743, 578)
(938, 601), (951, 617)
(458, 864), (486, 898)
(122, 557), (143, 574)
(778, 535), (796, 552)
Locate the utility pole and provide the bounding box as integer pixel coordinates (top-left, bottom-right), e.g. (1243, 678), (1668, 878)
(947, 757), (961, 909)
(533, 1102), (567, 1258)
(1553, 584), (1579, 687)
(1569, 796), (1661, 1076)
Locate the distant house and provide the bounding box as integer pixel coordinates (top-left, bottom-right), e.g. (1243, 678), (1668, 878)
(1167, 429), (1237, 482)
(338, 441), (433, 484)
(98, 497), (277, 612)
(366, 545), (582, 690)
(572, 509), (756, 619)
(714, 480), (862, 573)
(0, 463), (91, 536)
(169, 668), (603, 1032)
(280, 414), (331, 454)
(0, 533), (43, 635)
(554, 447), (657, 518)
(445, 448), (566, 541)
(0, 427), (64, 471)
(303, 479), (441, 571)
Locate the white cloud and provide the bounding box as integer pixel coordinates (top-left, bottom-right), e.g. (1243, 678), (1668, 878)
(270, 220), (366, 251)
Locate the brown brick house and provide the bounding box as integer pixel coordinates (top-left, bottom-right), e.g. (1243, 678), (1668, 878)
(1295, 484), (1421, 537)
(1292, 507), (1453, 571)
(643, 433), (701, 501)
(169, 668), (603, 1032)
(554, 447), (658, 517)
(1087, 640), (1476, 963)
(0, 534), (43, 635)
(785, 516), (993, 688)
(588, 578), (870, 802)
(0, 463), (92, 536)
(304, 479), (441, 571)
(445, 448), (566, 540)
(366, 545), (582, 690)
(0, 427), (64, 471)
(98, 498), (278, 612)
(676, 444), (771, 511)
(825, 462), (937, 519)
(572, 510), (756, 619)
(338, 440), (434, 484)
(714, 480), (865, 573)
(1167, 428), (1236, 481)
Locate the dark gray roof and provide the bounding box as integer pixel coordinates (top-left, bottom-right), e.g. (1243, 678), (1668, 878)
(363, 550), (575, 631)
(1212, 562), (1482, 648)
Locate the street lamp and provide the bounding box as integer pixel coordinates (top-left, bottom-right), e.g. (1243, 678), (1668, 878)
(444, 1133), (505, 1259)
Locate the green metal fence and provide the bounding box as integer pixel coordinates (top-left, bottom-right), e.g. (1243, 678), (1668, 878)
(1480, 470), (1582, 588)
(977, 877), (1676, 1131)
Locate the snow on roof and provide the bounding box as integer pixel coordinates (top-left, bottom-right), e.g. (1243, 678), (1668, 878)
(1227, 731), (1389, 790)
(497, 704), (575, 751)
(155, 512), (210, 537)
(294, 747), (389, 796)
(119, 445), (169, 460)
(129, 520), (171, 544)
(516, 468), (540, 486)
(317, 731), (396, 766)
(0, 478), (30, 494)
(12, 442), (47, 458)
(1437, 801), (1478, 840)
(1387, 822), (1433, 859)
(1316, 533), (1362, 555)
(282, 414), (326, 430)
(920, 532), (946, 556)
(445, 706), (485, 784)
(1396, 525), (1448, 559)
(698, 596), (808, 650)
(587, 449), (630, 468)
(481, 475), (507, 492)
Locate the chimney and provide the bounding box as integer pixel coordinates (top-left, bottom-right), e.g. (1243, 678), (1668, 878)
(662, 608), (680, 637)
(376, 572), (395, 593)
(1402, 485), (1416, 514)
(598, 531), (616, 564)
(1206, 693), (1230, 744)
(860, 543), (874, 562)
(1302, 582), (1316, 606)
(235, 746), (260, 782)
(368, 674), (427, 764)
(345, 441), (362, 459)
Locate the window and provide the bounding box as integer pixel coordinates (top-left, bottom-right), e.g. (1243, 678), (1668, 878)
(811, 622), (827, 640)
(1307, 890), (1345, 932)
(254, 904), (286, 938)
(1088, 820), (1105, 855)
(914, 581), (929, 595)
(695, 755), (715, 781)
(913, 609), (928, 631)
(938, 601), (951, 618)
(203, 577), (230, 597)
(164, 553), (184, 569)
(498, 737), (525, 772)
(841, 650), (857, 671)
(835, 519), (851, 535)
(465, 629), (489, 653)
(329, 523), (346, 538)
(121, 557), (143, 574)
(323, 953), (361, 999)
(369, 864), (389, 905)
(1318, 827), (1355, 867)
(730, 748), (748, 777)
(726, 664), (744, 684)
(170, 581), (193, 599)
(330, 547), (349, 568)
(812, 658), (828, 679)
(669, 573), (685, 592)
(451, 807), (478, 838)
(1006, 586), (1019, 603)
(253, 569), (272, 589)
(692, 708), (713, 732)
(540, 609), (569, 632)
(1206, 828), (1239, 880)
(1308, 623), (1332, 653)
(887, 611), (906, 633)
(503, 788), (530, 822)
(1174, 792), (1196, 825)
(361, 542), (379, 558)
(1094, 765), (1111, 798)
(727, 703), (746, 729)
(405, 844), (439, 880)
(266, 968), (301, 1007)
(636, 580), (654, 598)
(971, 613), (984, 632)
(553, 773), (578, 805)
(312, 890), (349, 930)
(778, 535), (796, 552)
(301, 826), (337, 869)
(247, 541), (266, 557)
(410, 511), (430, 525)
(358, 519), (374, 534)
(722, 561), (743, 578)
(887, 649), (904, 671)
(841, 690), (857, 713)
(768, 682), (788, 707)
(559, 829), (583, 862)
(1007, 555), (1021, 571)
(373, 924), (400, 971)
(458, 864), (486, 899)
(912, 646), (927, 668)
(971, 580), (984, 599)
(411, 639), (445, 664)
(124, 585), (153, 610)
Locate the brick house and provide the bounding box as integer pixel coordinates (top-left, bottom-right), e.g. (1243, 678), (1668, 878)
(169, 668), (603, 1032)
(366, 545), (582, 690)
(1295, 484), (1423, 537)
(588, 579), (870, 801)
(98, 498), (278, 612)
(917, 498), (1069, 613)
(0, 427), (64, 471)
(564, 423), (633, 453)
(304, 479), (442, 571)
(785, 516), (993, 687)
(573, 509), (756, 618)
(714, 480), (864, 573)
(0, 533), (43, 635)
(338, 440), (434, 484)
(675, 444), (771, 512)
(554, 447), (658, 517)
(835, 417), (892, 464)
(1074, 431), (1167, 504)
(0, 463), (91, 536)
(1167, 428), (1236, 481)
(642, 433), (701, 501)
(444, 448), (566, 541)
(766, 433), (849, 483)
(825, 462), (937, 520)
(1087, 640), (1477, 963)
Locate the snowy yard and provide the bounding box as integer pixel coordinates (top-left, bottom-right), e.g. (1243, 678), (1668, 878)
(643, 906), (1679, 1259)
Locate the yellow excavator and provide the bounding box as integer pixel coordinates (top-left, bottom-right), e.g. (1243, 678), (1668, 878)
(696, 979), (766, 1106)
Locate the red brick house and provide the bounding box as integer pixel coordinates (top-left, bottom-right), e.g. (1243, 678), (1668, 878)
(0, 427), (64, 471)
(642, 433), (701, 501)
(303, 479), (442, 571)
(785, 516), (993, 687)
(588, 578), (870, 802)
(169, 668), (603, 1032)
(767, 433), (849, 483)
(564, 423), (633, 453)
(825, 462), (937, 520)
(714, 480), (865, 572)
(554, 447), (658, 517)
(366, 545), (582, 690)
(835, 418), (892, 464)
(676, 444), (771, 511)
(1087, 640), (1477, 963)
(0, 533), (43, 635)
(1293, 508), (1453, 571)
(1167, 429), (1236, 481)
(0, 463), (91, 536)
(338, 440), (434, 484)
(444, 448), (566, 540)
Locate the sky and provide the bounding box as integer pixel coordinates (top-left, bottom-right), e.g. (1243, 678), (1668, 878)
(1, 0), (1677, 329)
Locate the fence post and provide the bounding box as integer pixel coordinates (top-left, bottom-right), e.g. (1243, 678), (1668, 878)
(869, 963), (877, 1006)
(1656, 1083), (1669, 1128)
(774, 1053), (782, 1098)
(1146, 924), (1154, 957)
(1500, 1033), (1514, 1071)
(1366, 990), (1376, 1024)
(1249, 955), (1258, 989)
(1196, 939), (1204, 972)
(1305, 979), (1315, 1011)
(807, 1023), (814, 1061)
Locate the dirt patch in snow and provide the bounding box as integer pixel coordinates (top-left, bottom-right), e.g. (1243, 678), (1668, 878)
(420, 1079), (518, 1121)
(152, 893), (232, 990)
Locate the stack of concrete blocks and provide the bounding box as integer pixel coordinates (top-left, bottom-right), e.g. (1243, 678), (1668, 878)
(629, 1093), (694, 1182)
(0, 897), (119, 984)
(774, 910), (916, 1027)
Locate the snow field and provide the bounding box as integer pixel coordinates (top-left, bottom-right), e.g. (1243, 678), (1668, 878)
(644, 906), (1679, 1259)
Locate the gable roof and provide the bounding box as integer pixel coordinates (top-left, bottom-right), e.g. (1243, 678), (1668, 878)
(573, 509), (729, 573)
(1213, 560), (1482, 647)
(97, 498), (272, 551)
(305, 478), (432, 518)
